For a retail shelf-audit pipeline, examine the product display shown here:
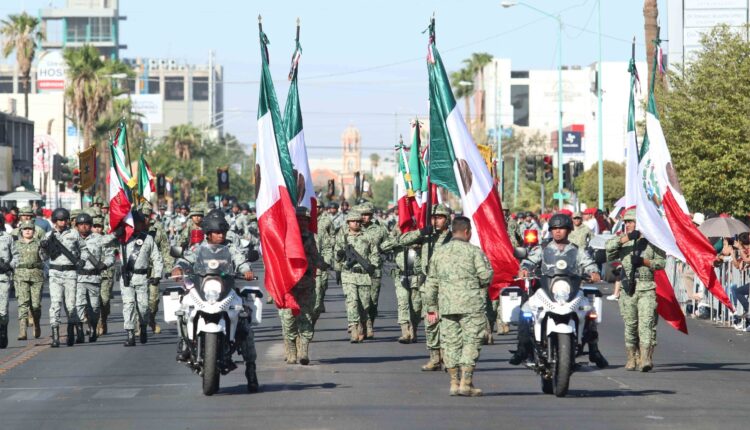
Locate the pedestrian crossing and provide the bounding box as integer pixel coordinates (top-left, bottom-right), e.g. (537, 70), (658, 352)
(0, 384), (189, 402)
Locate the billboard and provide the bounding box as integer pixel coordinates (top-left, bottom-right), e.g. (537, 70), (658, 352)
(36, 50), (67, 91)
(130, 94), (163, 124)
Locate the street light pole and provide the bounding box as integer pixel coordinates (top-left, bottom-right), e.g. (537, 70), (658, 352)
(596, 0), (604, 210)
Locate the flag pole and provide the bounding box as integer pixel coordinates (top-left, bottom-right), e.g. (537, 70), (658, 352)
(631, 36), (640, 157)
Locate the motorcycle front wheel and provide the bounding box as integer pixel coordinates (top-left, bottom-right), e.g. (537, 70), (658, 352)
(552, 333), (573, 397)
(202, 332), (221, 396)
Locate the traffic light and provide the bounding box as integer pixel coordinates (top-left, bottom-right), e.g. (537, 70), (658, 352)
(52, 154), (64, 181)
(563, 161), (573, 190)
(217, 168), (229, 192)
(542, 155), (554, 182)
(72, 168), (81, 193)
(156, 174), (166, 197)
(59, 157), (73, 182)
(574, 161), (584, 178)
(525, 156), (537, 181)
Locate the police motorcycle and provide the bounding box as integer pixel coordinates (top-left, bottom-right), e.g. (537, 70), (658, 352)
(513, 246), (603, 397)
(166, 240), (262, 396)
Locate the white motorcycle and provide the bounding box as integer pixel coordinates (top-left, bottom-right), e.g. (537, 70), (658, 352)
(163, 245), (263, 396)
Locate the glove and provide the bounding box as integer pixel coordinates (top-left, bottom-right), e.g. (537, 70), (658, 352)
(627, 230), (641, 241)
(631, 255), (644, 267)
(420, 226), (433, 236)
(336, 249), (346, 259)
(149, 277), (161, 286)
(0, 261), (10, 273)
(39, 239), (49, 249)
(366, 265), (376, 276)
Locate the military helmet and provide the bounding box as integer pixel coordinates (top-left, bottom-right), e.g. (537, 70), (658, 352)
(548, 213), (574, 231)
(327, 202), (339, 209)
(101, 201), (109, 209)
(296, 206), (310, 218)
(75, 212), (93, 225)
(358, 202), (374, 214)
(69, 209), (81, 220)
(20, 220), (35, 230)
(623, 208), (636, 222)
(432, 204), (451, 217)
(18, 206), (34, 217)
(92, 215), (104, 226)
(202, 215), (229, 233)
(189, 206), (205, 217)
(346, 211), (362, 222)
(240, 203), (250, 211)
(51, 208), (70, 222)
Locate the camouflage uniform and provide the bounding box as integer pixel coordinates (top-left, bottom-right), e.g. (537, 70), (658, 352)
(0, 228), (19, 346)
(94, 214), (118, 336)
(333, 211), (379, 342)
(425, 236), (493, 396)
(145, 208), (173, 333)
(44, 227), (89, 329)
(76, 231), (115, 340)
(314, 209), (334, 321)
(12, 207), (46, 241)
(359, 202), (389, 334)
(121, 231), (164, 335)
(178, 206), (204, 249)
(14, 222), (44, 339)
(569, 222), (594, 249)
(506, 216), (521, 248)
(606, 209), (666, 371)
(389, 223), (423, 343)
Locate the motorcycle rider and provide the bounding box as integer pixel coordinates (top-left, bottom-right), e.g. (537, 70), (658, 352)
(509, 213), (608, 368)
(171, 215), (259, 392)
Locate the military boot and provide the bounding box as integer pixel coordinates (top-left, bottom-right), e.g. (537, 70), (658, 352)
(299, 339), (310, 366)
(98, 304), (109, 336)
(410, 320), (419, 343)
(246, 362), (259, 393)
(640, 344), (654, 372)
(285, 339), (298, 364)
(398, 323), (411, 344)
(0, 323), (7, 348)
(364, 320), (374, 339)
(51, 326), (60, 348)
(624, 346), (639, 371)
(89, 317), (98, 343)
(349, 324), (360, 343)
(458, 366), (482, 397)
(447, 367), (460, 396)
(139, 324), (148, 344)
(499, 322), (510, 335)
(123, 330), (136, 347)
(32, 309), (42, 339)
(421, 349), (442, 371)
(17, 318), (27, 341)
(66, 323), (75, 347)
(76, 323), (85, 344)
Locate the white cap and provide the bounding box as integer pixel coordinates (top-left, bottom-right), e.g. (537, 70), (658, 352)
(692, 212), (705, 226)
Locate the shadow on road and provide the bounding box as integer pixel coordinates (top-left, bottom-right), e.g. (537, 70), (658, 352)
(216, 382), (339, 395)
(319, 354), (424, 364)
(484, 389), (675, 398)
(656, 362), (750, 372)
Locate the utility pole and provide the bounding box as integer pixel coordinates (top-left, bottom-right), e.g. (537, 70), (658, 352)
(596, 0), (604, 210)
(513, 152), (518, 208)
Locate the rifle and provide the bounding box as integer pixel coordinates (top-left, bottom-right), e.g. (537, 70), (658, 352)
(345, 243), (374, 274)
(623, 237), (649, 296)
(47, 232), (82, 268)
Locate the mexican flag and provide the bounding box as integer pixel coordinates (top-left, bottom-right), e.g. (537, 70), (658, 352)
(634, 39), (733, 313)
(426, 18), (518, 292)
(396, 143), (419, 233)
(408, 120), (428, 228)
(283, 37), (317, 232)
(137, 154), (156, 203)
(256, 26), (307, 315)
(108, 123), (134, 243)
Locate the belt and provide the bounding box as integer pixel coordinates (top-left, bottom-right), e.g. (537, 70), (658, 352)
(49, 264), (76, 271)
(349, 267), (366, 274)
(127, 269), (149, 275)
(77, 269), (100, 276)
(16, 264), (42, 270)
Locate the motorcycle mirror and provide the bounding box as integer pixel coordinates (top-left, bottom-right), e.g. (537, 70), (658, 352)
(513, 246), (528, 260)
(169, 246), (184, 259)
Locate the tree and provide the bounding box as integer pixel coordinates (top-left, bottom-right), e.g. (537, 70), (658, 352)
(450, 67), (473, 126)
(659, 25), (750, 214)
(369, 175), (393, 209)
(1, 12), (44, 118)
(574, 161), (625, 210)
(165, 124), (203, 160)
(369, 153), (380, 176)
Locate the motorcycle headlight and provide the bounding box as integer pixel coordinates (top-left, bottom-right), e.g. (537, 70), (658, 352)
(551, 280), (571, 303)
(203, 279), (223, 304)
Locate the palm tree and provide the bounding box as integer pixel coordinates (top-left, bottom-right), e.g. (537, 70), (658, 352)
(463, 52), (493, 135)
(644, 0), (659, 87)
(166, 124), (203, 161)
(450, 67), (473, 126)
(369, 153), (380, 176)
(1, 12), (45, 118)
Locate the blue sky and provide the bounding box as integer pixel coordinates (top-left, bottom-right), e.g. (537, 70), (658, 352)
(3, 0), (667, 161)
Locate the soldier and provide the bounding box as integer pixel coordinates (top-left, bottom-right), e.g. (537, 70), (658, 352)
(179, 206), (204, 249)
(569, 211), (594, 249)
(14, 221), (44, 340)
(424, 216), (493, 396)
(143, 204), (173, 334)
(41, 208), (88, 347)
(119, 211), (164, 347)
(605, 209), (665, 372)
(101, 202), (110, 232)
(69, 209), (81, 228)
(75, 212), (114, 343)
(328, 202), (343, 232)
(333, 211), (379, 343)
(389, 222), (424, 344)
(281, 207), (328, 365)
(170, 204), (189, 238)
(314, 200), (334, 322)
(0, 216), (19, 348)
(359, 202), (389, 338)
(92, 213), (117, 336)
(13, 207), (46, 240)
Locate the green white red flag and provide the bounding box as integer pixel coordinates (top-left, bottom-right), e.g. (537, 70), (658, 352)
(137, 154), (156, 203)
(108, 122), (134, 243)
(255, 23), (306, 315)
(425, 18), (518, 294)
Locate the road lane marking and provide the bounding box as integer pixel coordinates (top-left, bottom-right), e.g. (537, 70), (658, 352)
(5, 390), (58, 401)
(93, 388), (142, 399)
(0, 342), (50, 376)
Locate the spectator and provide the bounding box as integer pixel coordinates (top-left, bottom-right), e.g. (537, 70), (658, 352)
(729, 232), (750, 330)
(34, 208), (51, 233)
(4, 213), (17, 232)
(582, 208), (600, 234)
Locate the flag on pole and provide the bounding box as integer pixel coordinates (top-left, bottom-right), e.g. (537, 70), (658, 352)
(283, 33), (317, 233)
(409, 119), (428, 228)
(396, 140), (419, 233)
(108, 123), (134, 243)
(255, 20), (307, 315)
(137, 154), (156, 203)
(634, 37), (733, 312)
(425, 18), (519, 293)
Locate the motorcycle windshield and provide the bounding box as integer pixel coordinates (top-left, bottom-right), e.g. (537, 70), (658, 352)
(192, 244), (233, 276)
(540, 248), (579, 278)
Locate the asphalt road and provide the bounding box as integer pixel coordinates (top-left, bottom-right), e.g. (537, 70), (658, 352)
(0, 266), (749, 430)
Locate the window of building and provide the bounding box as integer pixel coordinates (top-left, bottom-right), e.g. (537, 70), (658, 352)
(66, 18), (88, 43)
(164, 76), (184, 101)
(511, 70), (529, 79)
(90, 17), (112, 42)
(122, 78), (135, 94)
(144, 77), (160, 94)
(511, 84), (529, 127)
(192, 76), (209, 101)
(0, 76), (12, 93)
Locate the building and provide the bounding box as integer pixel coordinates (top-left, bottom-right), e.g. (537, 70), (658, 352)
(0, 112), (34, 193)
(340, 125), (362, 199)
(667, 0), (750, 70)
(41, 0), (127, 60)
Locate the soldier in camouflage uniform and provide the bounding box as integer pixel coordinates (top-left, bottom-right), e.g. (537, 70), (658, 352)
(606, 208), (665, 372)
(14, 221), (44, 340)
(314, 200), (334, 322)
(101, 201), (110, 232)
(41, 208), (88, 347)
(178, 206), (204, 249)
(13, 207), (46, 240)
(0, 216), (19, 348)
(92, 213), (117, 336)
(280, 207), (328, 365)
(75, 212), (114, 343)
(569, 212), (594, 249)
(119, 211), (164, 347)
(142, 204), (173, 334)
(333, 211), (379, 343)
(389, 222), (424, 343)
(359, 202), (389, 338)
(425, 216), (493, 397)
